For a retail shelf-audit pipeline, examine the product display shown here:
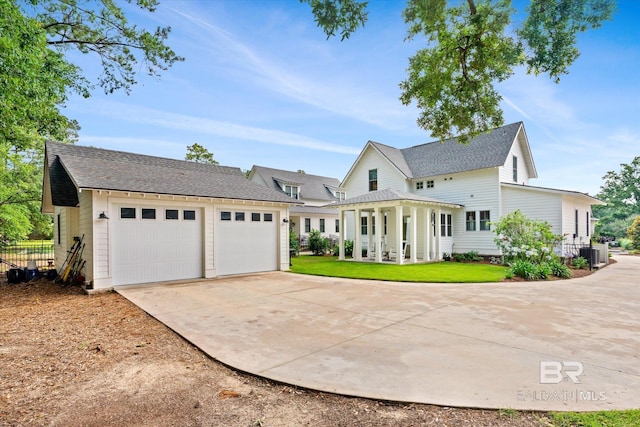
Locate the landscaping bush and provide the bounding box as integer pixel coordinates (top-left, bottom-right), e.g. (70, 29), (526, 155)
(628, 216), (640, 250)
(619, 238), (633, 250)
(571, 256), (588, 270)
(509, 259), (536, 280)
(452, 251), (483, 262)
(308, 229), (329, 255)
(533, 262), (551, 280)
(549, 259), (572, 279)
(331, 239), (353, 257)
(289, 229), (300, 254)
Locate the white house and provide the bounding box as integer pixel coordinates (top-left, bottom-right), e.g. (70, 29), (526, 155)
(42, 142), (297, 289)
(248, 166), (345, 242)
(335, 122), (604, 263)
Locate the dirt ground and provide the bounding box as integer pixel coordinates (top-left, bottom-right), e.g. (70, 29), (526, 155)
(2, 268), (610, 427)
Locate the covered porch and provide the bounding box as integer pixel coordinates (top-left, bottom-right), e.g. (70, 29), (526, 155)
(332, 189), (463, 264)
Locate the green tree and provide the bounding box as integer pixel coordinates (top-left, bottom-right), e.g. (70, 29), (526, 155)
(0, 0), (182, 242)
(185, 143), (219, 165)
(627, 216), (640, 250)
(304, 0), (615, 142)
(594, 157), (640, 238)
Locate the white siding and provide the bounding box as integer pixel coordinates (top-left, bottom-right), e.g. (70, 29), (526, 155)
(501, 186), (563, 235)
(499, 133), (531, 185)
(343, 145), (408, 198)
(561, 195), (594, 244)
(416, 168), (501, 254)
(78, 191), (93, 284)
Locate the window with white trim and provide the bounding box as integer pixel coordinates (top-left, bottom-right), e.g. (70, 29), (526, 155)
(466, 211), (476, 231)
(305, 218), (311, 233)
(479, 210), (491, 231)
(284, 185), (298, 199)
(513, 156), (518, 183)
(426, 180), (434, 188)
(416, 181), (424, 190)
(368, 169), (378, 191)
(335, 219), (340, 233)
(320, 219), (325, 233)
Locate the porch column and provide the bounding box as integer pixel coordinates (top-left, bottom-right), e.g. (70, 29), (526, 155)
(410, 206), (417, 263)
(395, 205), (403, 265)
(338, 209), (345, 261)
(354, 208), (362, 261)
(367, 211), (372, 258)
(424, 207), (431, 261)
(374, 207), (382, 263)
(435, 208), (442, 260)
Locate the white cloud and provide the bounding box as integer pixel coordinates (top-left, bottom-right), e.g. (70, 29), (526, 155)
(163, 5), (412, 130)
(90, 100), (361, 155)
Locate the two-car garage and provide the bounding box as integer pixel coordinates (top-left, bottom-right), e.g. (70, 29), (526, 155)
(111, 204), (280, 286)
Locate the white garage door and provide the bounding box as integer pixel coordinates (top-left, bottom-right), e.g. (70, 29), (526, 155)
(215, 210), (278, 276)
(112, 205), (202, 286)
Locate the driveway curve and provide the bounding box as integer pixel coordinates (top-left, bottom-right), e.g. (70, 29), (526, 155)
(117, 255), (640, 411)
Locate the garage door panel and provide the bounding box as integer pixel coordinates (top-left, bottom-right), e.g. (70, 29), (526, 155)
(215, 210), (277, 276)
(112, 206), (202, 286)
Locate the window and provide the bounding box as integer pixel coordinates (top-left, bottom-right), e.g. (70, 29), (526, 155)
(221, 211), (231, 221)
(368, 169), (378, 191)
(320, 219), (325, 233)
(440, 214), (452, 237)
(466, 211), (476, 231)
(305, 218), (311, 233)
(141, 208), (156, 219)
(426, 180), (434, 188)
(57, 214), (61, 245)
(335, 219), (340, 233)
(284, 185), (298, 199)
(120, 207), (136, 219)
(513, 155), (518, 183)
(480, 210), (491, 231)
(184, 210), (196, 220)
(251, 212), (261, 222)
(337, 191), (346, 201)
(575, 209), (579, 237)
(361, 216), (367, 235)
(166, 209), (179, 220)
(264, 213), (273, 222)
(586, 212), (590, 236)
(416, 181), (424, 190)
(235, 212), (245, 221)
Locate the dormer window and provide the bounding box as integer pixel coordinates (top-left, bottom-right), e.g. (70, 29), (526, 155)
(284, 184), (298, 199)
(335, 191), (346, 200)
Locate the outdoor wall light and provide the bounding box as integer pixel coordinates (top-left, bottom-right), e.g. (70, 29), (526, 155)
(98, 212), (109, 220)
(283, 218), (289, 223)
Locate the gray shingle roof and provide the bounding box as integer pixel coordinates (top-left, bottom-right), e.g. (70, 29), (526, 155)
(330, 188), (462, 208)
(251, 165), (342, 202)
(45, 141), (296, 204)
(369, 122), (524, 179)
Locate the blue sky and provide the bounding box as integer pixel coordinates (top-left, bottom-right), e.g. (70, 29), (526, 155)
(64, 1), (639, 197)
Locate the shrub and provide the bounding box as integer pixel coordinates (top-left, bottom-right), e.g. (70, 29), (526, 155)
(571, 256), (588, 269)
(509, 259), (536, 280)
(628, 216), (640, 250)
(619, 238), (633, 250)
(549, 259), (572, 278)
(332, 239), (353, 257)
(493, 210), (563, 264)
(452, 251), (483, 262)
(533, 263), (551, 280)
(289, 229), (300, 254)
(308, 229), (329, 255)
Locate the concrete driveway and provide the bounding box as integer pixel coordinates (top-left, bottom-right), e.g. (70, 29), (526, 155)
(117, 255), (640, 411)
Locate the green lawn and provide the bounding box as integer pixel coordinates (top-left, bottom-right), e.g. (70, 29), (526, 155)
(289, 255), (507, 283)
(548, 409), (640, 426)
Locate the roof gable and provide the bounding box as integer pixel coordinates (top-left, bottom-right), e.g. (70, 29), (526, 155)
(250, 165), (341, 202)
(44, 142), (295, 204)
(402, 122), (524, 177)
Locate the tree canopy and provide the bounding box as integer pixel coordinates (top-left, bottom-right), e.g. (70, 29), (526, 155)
(185, 143), (218, 165)
(303, 0), (615, 142)
(0, 0), (182, 242)
(594, 157), (640, 238)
